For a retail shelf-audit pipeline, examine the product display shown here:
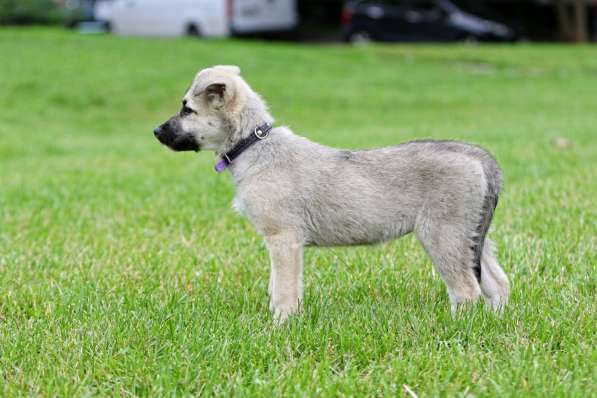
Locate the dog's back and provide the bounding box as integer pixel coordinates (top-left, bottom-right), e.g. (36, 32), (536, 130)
(252, 134), (500, 251)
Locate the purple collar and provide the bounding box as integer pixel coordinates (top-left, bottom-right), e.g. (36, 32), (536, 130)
(214, 123), (272, 172)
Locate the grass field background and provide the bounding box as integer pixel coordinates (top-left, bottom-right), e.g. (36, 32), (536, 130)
(0, 28), (595, 396)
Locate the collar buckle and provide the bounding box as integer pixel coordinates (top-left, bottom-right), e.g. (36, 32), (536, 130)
(254, 126), (269, 139)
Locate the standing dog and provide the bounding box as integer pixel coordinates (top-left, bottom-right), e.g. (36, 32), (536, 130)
(154, 65), (509, 323)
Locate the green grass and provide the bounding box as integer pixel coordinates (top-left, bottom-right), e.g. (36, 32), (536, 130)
(0, 28), (595, 397)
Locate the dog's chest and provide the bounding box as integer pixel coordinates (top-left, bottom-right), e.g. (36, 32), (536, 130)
(231, 183), (289, 236)
(232, 194), (248, 216)
(231, 187), (265, 220)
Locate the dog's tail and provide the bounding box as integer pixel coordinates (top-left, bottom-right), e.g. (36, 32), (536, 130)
(471, 152), (502, 283)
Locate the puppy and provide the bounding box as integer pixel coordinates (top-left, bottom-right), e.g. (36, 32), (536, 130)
(154, 65), (509, 323)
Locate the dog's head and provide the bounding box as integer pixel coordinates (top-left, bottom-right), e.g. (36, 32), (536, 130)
(154, 65), (248, 153)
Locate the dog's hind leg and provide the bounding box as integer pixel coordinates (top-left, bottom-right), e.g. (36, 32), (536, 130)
(479, 239), (509, 311)
(265, 231), (304, 324)
(415, 223), (482, 314)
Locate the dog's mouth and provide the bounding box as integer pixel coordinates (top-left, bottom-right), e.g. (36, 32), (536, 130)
(154, 128), (200, 152)
(167, 135), (200, 152)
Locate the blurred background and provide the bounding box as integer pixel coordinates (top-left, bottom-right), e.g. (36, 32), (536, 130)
(1, 0), (596, 43)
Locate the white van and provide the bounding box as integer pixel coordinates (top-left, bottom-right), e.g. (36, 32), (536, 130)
(94, 0), (297, 38)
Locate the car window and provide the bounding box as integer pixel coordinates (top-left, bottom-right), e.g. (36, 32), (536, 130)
(379, 0), (437, 9)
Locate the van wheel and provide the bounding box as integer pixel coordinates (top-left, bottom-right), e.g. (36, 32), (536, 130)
(186, 24), (202, 37)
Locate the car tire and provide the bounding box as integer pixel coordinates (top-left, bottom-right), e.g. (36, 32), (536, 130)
(348, 30), (374, 44)
(463, 35), (479, 44)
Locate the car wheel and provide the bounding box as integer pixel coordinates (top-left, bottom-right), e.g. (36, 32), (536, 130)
(348, 30), (373, 45)
(186, 24), (201, 38)
(464, 35), (479, 44)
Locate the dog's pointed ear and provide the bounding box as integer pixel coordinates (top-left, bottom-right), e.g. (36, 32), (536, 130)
(205, 82), (227, 108)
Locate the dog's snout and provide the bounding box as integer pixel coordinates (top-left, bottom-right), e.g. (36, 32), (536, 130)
(154, 117), (198, 151)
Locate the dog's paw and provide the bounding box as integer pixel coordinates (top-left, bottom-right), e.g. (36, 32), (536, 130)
(483, 295), (508, 313)
(270, 300), (299, 325)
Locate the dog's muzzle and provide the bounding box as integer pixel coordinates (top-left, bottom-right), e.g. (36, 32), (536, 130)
(154, 121), (199, 152)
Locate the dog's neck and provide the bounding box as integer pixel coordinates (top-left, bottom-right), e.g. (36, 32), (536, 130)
(214, 93), (276, 181)
(220, 93), (274, 155)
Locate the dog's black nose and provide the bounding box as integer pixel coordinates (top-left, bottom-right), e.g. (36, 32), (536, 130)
(153, 127), (162, 137)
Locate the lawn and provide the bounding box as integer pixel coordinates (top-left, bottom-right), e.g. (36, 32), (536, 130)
(0, 28), (595, 397)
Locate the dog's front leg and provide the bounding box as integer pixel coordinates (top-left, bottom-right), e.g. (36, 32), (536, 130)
(265, 231), (304, 324)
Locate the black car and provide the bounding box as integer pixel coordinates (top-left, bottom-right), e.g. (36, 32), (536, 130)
(342, 0), (516, 43)
(62, 0), (95, 27)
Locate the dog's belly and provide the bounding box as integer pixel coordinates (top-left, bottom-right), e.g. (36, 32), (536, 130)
(303, 211), (413, 247)
(306, 225), (411, 247)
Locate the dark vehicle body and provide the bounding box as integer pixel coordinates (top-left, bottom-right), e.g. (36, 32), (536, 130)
(342, 0), (516, 42)
(63, 0), (96, 27)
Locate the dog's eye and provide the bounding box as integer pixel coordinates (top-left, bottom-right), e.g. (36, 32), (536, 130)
(181, 106), (195, 116)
